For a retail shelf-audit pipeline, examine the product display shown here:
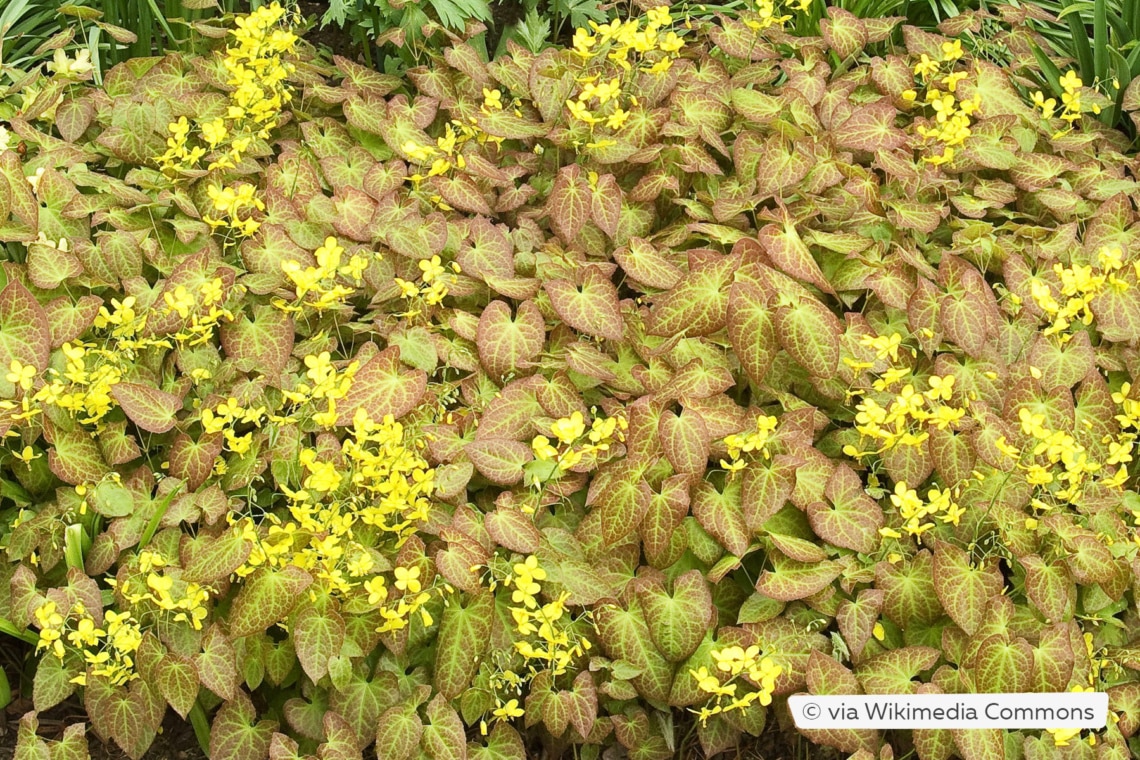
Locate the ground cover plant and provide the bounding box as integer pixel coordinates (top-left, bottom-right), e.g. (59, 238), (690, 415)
(3, 1), (1140, 759)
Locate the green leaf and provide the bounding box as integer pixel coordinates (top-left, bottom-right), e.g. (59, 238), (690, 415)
(636, 570), (713, 662)
(754, 552), (841, 602)
(376, 704), (423, 760)
(293, 600), (344, 684)
(972, 634), (1032, 693)
(209, 692), (277, 760)
(228, 566), (313, 639)
(434, 589), (493, 700)
(876, 553), (943, 627)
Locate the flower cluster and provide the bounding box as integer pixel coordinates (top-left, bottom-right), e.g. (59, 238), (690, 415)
(204, 183), (265, 239)
(571, 7), (685, 74)
(531, 409), (627, 475)
(903, 40), (979, 165)
(33, 600), (143, 687)
(1029, 245), (1134, 339)
(844, 339), (966, 457)
(114, 550), (213, 630)
(720, 414), (779, 474)
(157, 2), (298, 173)
(230, 408), (437, 631)
(1032, 70), (1088, 129)
(689, 645), (782, 726)
(394, 255), (462, 311)
(743, 0), (814, 33)
(878, 481), (965, 539)
(279, 236), (373, 313)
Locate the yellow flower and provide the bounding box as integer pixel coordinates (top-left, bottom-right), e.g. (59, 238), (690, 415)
(394, 566), (422, 594)
(493, 699), (525, 720)
(6, 360), (36, 390)
(1059, 70), (1083, 94)
(551, 412), (586, 445)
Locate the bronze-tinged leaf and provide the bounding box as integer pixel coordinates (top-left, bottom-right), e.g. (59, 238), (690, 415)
(775, 298), (841, 378)
(972, 634), (1032, 693)
(590, 173), (622, 238)
(834, 102), (906, 152)
(221, 305), (295, 376)
(837, 588), (883, 662)
(542, 266), (623, 342)
(932, 542), (1002, 636)
(636, 570), (713, 662)
(485, 507), (541, 554)
(876, 553), (943, 627)
(477, 300), (544, 380)
(658, 408), (709, 478)
(111, 383), (182, 434)
(465, 438), (532, 485)
(228, 566), (312, 639)
(548, 164), (591, 243)
(807, 464), (883, 554)
(758, 220), (834, 295)
(1021, 555), (1075, 622)
(376, 704), (422, 760)
(820, 8), (867, 58)
(0, 280), (50, 398)
(727, 281), (777, 387)
(336, 347), (426, 425)
(754, 552), (841, 602)
(691, 479), (749, 558)
(856, 646), (940, 695)
(613, 238), (683, 291)
(646, 253), (738, 337)
(210, 691), (277, 760)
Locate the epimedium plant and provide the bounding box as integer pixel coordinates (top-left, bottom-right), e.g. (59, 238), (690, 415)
(2, 1), (1140, 760)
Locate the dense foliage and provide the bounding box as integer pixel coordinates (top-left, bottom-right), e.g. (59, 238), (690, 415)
(3, 2), (1140, 759)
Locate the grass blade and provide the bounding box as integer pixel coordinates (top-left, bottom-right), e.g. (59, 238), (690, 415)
(1094, 0), (1109, 84)
(138, 482), (184, 550)
(0, 616), (38, 645)
(1061, 0), (1095, 78)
